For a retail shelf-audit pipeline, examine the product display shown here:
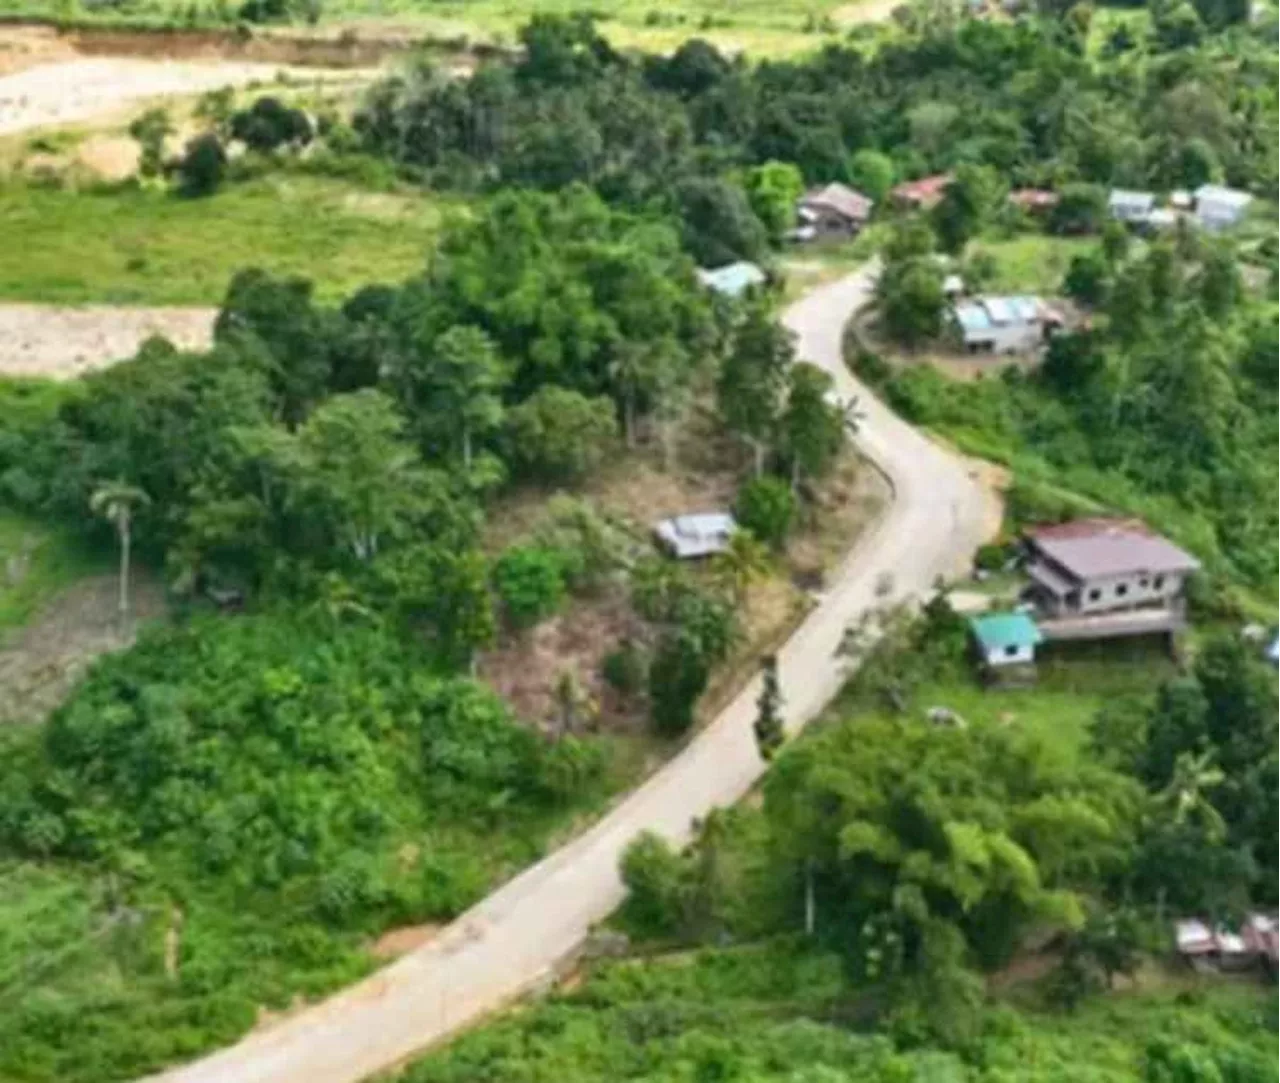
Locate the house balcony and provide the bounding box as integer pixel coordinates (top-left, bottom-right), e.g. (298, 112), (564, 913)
(1035, 600), (1188, 642)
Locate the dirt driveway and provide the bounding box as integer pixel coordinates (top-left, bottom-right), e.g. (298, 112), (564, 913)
(0, 304), (216, 380)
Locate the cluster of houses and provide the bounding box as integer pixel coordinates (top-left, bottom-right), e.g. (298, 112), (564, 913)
(969, 518), (1200, 677)
(1176, 913), (1279, 976)
(1108, 184), (1253, 233)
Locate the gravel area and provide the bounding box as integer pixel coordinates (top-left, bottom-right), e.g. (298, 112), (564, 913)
(0, 304), (216, 379)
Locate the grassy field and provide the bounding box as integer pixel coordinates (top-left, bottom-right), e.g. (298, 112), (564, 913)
(0, 174), (452, 306)
(976, 233), (1093, 295)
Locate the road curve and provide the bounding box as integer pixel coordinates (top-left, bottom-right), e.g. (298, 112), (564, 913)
(141, 265), (995, 1083)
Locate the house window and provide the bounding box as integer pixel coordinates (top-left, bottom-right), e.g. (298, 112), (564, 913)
(1087, 588), (1102, 601)
(1139, 577), (1149, 588)
(1116, 583), (1129, 597)
(1153, 575), (1165, 590)
(1004, 645), (1020, 658)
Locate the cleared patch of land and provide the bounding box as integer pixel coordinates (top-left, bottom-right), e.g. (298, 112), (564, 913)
(0, 303), (215, 379)
(0, 175), (450, 306)
(0, 55), (373, 135)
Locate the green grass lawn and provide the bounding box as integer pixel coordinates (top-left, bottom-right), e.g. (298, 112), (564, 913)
(0, 511), (107, 641)
(0, 174), (452, 306)
(846, 637), (1175, 764)
(974, 233), (1093, 296)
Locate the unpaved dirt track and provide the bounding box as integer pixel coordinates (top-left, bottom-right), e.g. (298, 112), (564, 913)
(0, 57), (372, 135)
(0, 304), (216, 379)
(140, 264), (996, 1083)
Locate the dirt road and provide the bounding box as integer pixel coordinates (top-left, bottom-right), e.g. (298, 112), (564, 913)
(139, 265), (995, 1083)
(0, 304), (216, 380)
(0, 56), (372, 136)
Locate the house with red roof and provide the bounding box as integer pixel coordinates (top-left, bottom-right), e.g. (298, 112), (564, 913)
(1022, 519), (1200, 642)
(890, 173), (953, 210)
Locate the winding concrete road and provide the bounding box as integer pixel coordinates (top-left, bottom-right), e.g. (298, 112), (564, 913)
(141, 265), (995, 1083)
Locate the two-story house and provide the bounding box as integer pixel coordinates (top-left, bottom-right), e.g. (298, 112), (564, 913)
(1023, 519), (1199, 641)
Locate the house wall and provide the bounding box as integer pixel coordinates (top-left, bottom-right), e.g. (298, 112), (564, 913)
(801, 205), (860, 236)
(1073, 569), (1188, 614)
(1196, 203), (1244, 231)
(963, 320), (1042, 355)
(984, 642), (1035, 667)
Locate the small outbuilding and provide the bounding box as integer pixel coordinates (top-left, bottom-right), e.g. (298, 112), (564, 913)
(1193, 184), (1252, 231)
(654, 512), (737, 559)
(696, 261), (767, 299)
(970, 611), (1043, 669)
(1108, 189), (1156, 224)
(796, 182), (874, 239)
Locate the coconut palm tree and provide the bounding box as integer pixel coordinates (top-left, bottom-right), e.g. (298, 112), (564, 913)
(712, 530), (770, 607)
(90, 481), (150, 627)
(1160, 750), (1227, 839)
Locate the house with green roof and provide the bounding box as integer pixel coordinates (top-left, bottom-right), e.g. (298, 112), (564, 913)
(969, 611), (1043, 670)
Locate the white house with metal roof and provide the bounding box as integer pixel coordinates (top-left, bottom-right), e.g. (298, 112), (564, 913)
(1108, 189), (1156, 224)
(654, 512), (738, 559)
(1193, 184), (1253, 231)
(951, 295), (1056, 355)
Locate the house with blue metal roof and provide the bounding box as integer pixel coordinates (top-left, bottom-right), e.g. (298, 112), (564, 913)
(970, 611), (1043, 669)
(951, 295), (1059, 355)
(696, 261), (767, 299)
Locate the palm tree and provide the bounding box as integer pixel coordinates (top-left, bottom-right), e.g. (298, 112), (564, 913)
(90, 481), (150, 627)
(712, 530), (770, 607)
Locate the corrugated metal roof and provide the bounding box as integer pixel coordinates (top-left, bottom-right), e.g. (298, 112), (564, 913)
(1194, 184), (1252, 210)
(654, 512), (737, 559)
(970, 612), (1043, 651)
(801, 182), (873, 222)
(697, 262), (766, 298)
(954, 303), (991, 332)
(983, 297), (1015, 324)
(1026, 519), (1200, 579)
(1109, 189), (1155, 211)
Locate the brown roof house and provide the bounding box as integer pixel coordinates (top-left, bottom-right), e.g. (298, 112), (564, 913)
(1022, 519), (1199, 642)
(795, 182), (874, 240)
(1009, 188), (1060, 214)
(890, 173), (953, 210)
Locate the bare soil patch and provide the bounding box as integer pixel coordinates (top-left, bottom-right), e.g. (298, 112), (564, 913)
(0, 303), (216, 379)
(0, 571), (167, 725)
(370, 923), (444, 960)
(0, 25), (77, 77)
(0, 55), (373, 137)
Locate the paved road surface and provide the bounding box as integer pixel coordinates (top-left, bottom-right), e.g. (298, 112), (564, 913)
(141, 265), (995, 1083)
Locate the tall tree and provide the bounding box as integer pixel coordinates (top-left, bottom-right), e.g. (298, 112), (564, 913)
(718, 302), (793, 475)
(780, 362), (846, 490)
(90, 481), (151, 627)
(422, 325), (509, 468)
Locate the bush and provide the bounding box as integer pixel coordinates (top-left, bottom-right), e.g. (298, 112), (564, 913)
(734, 476), (797, 549)
(176, 132), (227, 197)
(230, 96), (313, 152)
(973, 542), (1010, 572)
(648, 632), (709, 735)
(620, 831), (688, 938)
(492, 545), (568, 629)
(602, 640), (646, 696)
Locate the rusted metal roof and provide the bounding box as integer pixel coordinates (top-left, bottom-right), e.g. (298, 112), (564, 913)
(1026, 519), (1200, 580)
